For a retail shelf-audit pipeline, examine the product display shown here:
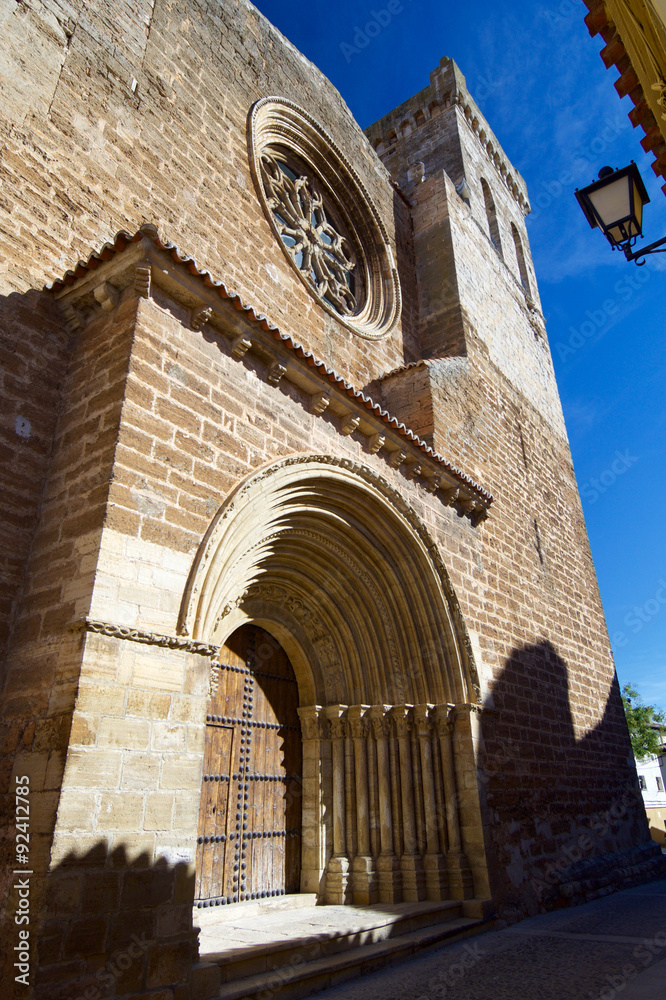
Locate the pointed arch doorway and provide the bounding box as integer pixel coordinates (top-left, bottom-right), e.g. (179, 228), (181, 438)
(183, 457), (491, 909)
(194, 623), (302, 907)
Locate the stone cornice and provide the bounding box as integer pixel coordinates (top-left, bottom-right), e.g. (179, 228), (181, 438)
(48, 226), (492, 519)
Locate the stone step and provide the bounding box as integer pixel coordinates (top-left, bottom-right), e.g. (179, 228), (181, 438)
(212, 912), (495, 1000)
(205, 898), (464, 982)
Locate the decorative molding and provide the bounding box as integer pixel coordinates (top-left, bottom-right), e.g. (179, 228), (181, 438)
(83, 618), (218, 656)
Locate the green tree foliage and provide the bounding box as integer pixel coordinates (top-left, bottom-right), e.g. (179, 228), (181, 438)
(622, 684), (666, 761)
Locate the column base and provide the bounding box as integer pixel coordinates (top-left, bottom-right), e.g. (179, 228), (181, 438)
(325, 856), (350, 904)
(377, 854), (401, 903)
(424, 853), (449, 901)
(400, 854), (426, 902)
(351, 855), (378, 905)
(446, 850), (475, 900)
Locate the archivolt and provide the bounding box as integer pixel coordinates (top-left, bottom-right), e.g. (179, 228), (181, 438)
(179, 456), (479, 707)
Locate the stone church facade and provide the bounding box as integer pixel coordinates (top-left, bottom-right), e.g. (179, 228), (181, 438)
(0, 2), (662, 999)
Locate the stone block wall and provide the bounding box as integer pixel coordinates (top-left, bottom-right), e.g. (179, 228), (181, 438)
(0, 3), (657, 998)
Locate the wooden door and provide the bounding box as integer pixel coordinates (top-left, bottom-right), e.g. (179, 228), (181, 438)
(195, 624), (302, 905)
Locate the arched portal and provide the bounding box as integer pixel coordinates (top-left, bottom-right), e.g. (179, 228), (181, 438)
(181, 456), (490, 907)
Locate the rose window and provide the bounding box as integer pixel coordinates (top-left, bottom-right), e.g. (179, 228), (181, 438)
(260, 152), (358, 316)
(249, 97), (401, 339)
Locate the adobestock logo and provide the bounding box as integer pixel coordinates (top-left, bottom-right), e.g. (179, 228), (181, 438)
(612, 578), (666, 648)
(340, 1), (405, 63)
(554, 269), (651, 364)
(579, 450), (638, 505)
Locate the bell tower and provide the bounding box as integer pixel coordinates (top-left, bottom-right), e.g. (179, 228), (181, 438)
(365, 57), (566, 455)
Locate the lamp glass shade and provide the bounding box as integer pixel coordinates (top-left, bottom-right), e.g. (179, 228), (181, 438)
(575, 163), (650, 248)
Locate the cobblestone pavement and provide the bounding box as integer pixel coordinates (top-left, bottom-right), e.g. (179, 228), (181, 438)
(315, 879), (666, 1000)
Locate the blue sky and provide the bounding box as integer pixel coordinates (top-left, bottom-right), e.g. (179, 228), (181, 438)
(252, 0), (666, 712)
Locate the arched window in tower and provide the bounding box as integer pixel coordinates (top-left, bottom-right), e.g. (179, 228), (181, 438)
(511, 222), (532, 296)
(481, 178), (502, 258)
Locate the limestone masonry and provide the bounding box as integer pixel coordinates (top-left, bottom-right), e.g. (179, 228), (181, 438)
(0, 3), (662, 1000)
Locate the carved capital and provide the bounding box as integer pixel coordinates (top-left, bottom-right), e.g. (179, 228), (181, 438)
(192, 306), (212, 331)
(324, 704), (348, 740)
(297, 705), (323, 741)
(413, 704), (434, 738)
(434, 703), (454, 736)
(347, 705), (369, 740)
(390, 704), (413, 738)
(231, 335), (252, 359)
(369, 704), (393, 740)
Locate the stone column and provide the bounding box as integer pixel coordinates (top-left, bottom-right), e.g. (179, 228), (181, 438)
(368, 705), (400, 902)
(324, 704), (350, 903)
(451, 704), (491, 900)
(392, 705), (425, 902)
(297, 705), (323, 896)
(414, 705), (448, 900)
(434, 704), (474, 900)
(348, 705), (377, 904)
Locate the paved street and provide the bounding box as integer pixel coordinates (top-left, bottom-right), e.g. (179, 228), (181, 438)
(314, 879), (666, 1000)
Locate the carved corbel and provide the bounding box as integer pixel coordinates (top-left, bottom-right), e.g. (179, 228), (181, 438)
(61, 304), (81, 334)
(231, 335), (252, 359)
(458, 494), (476, 515)
(389, 449), (406, 469)
(266, 361), (287, 385)
(441, 486), (460, 505)
(425, 475), (441, 494)
(407, 463), (422, 480)
(366, 432), (385, 455)
(340, 413), (360, 436)
(311, 391), (330, 414)
(135, 264), (151, 298)
(192, 306), (212, 331)
(93, 282), (119, 311)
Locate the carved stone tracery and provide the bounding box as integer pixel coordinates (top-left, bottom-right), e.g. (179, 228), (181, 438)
(249, 97), (401, 339)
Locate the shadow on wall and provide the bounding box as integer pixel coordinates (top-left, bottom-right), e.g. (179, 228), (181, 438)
(480, 639), (657, 920)
(7, 843), (199, 1000)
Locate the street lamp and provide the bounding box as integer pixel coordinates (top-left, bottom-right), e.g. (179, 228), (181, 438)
(575, 162), (666, 265)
